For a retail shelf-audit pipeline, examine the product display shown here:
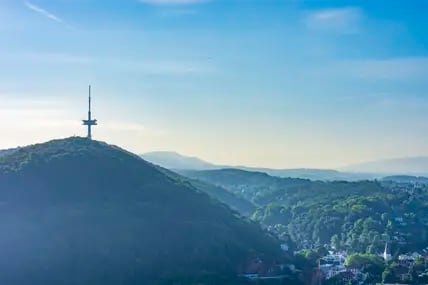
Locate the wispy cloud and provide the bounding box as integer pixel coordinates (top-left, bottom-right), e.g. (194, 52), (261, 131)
(337, 57), (428, 80)
(0, 52), (92, 65)
(102, 121), (166, 136)
(304, 7), (363, 34)
(112, 60), (215, 75)
(0, 98), (73, 133)
(307, 57), (428, 85)
(157, 8), (198, 17)
(336, 92), (428, 109)
(0, 52), (215, 75)
(138, 0), (208, 5)
(0, 97), (165, 139)
(24, 1), (63, 23)
(23, 0), (74, 29)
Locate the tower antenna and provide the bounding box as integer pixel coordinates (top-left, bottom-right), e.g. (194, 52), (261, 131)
(82, 85), (97, 139)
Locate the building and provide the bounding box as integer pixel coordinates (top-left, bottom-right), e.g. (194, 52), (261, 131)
(319, 252), (348, 279)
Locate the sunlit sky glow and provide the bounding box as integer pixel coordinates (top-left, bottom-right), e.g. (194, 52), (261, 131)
(1, 0), (428, 169)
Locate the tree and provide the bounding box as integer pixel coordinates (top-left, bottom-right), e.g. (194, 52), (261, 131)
(331, 234), (340, 250)
(346, 253), (385, 282)
(382, 268), (394, 284)
(366, 244), (376, 254)
(315, 245), (328, 257)
(381, 213), (389, 222)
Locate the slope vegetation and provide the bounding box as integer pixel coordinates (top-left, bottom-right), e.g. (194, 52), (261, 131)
(183, 169), (428, 255)
(0, 138), (280, 285)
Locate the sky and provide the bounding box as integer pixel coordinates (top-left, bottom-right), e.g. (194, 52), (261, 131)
(1, 0), (428, 169)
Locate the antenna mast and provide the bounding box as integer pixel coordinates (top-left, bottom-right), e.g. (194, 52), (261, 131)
(82, 85), (97, 139)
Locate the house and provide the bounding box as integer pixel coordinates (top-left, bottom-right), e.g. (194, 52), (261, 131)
(398, 252), (422, 267)
(322, 252), (347, 264)
(319, 264), (347, 279)
(399, 254), (415, 267)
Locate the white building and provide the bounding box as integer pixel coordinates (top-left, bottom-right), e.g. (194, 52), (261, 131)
(320, 252), (348, 279)
(320, 264), (347, 279)
(323, 251), (347, 264)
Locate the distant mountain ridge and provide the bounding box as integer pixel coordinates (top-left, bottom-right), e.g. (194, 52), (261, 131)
(142, 151), (219, 170)
(382, 175), (428, 184)
(342, 156), (428, 175)
(142, 151), (377, 181)
(144, 151), (428, 181)
(238, 167), (376, 181)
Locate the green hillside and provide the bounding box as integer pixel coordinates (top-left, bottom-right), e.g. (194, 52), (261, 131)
(155, 167), (256, 215)
(183, 169), (428, 255)
(181, 169), (312, 204)
(0, 138), (281, 285)
(382, 175), (428, 184)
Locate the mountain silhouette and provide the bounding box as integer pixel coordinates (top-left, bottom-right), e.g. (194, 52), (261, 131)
(342, 156), (428, 175)
(0, 137), (280, 285)
(143, 151), (376, 181)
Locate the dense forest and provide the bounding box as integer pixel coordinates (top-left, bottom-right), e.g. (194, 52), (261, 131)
(0, 138), (283, 285)
(3, 138), (427, 284)
(183, 169), (428, 255)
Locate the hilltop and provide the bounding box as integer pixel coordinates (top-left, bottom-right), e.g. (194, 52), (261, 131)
(0, 138), (281, 285)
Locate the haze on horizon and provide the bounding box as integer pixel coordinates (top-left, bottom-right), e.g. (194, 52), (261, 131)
(1, 0), (428, 169)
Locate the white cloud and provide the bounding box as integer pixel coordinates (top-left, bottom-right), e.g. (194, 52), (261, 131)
(0, 97), (71, 120)
(138, 0), (208, 5)
(309, 57), (428, 82)
(24, 1), (63, 23)
(118, 60), (215, 75)
(0, 52), (92, 65)
(304, 7), (363, 34)
(0, 52), (215, 75)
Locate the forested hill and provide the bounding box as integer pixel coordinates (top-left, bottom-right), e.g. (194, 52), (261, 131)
(182, 169), (428, 255)
(0, 148), (15, 158)
(0, 138), (281, 285)
(155, 167), (256, 215)
(180, 169), (313, 204)
(382, 175), (428, 184)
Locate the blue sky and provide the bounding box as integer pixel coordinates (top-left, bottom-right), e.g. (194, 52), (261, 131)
(1, 0), (428, 168)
